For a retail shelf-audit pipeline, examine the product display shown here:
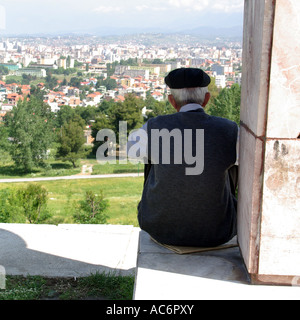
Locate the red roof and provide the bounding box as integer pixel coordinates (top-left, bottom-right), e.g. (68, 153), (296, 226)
(152, 91), (162, 96)
(114, 95), (125, 102)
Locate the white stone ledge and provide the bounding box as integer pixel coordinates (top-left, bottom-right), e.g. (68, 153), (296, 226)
(133, 230), (300, 300)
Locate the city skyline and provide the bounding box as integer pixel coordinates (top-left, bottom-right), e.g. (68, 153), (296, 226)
(0, 0), (244, 36)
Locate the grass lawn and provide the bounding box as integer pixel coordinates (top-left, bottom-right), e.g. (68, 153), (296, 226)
(92, 160), (143, 175)
(0, 273), (135, 300)
(0, 157), (143, 179)
(0, 160), (81, 179)
(0, 176), (144, 226)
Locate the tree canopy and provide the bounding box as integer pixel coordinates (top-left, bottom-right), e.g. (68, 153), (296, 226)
(56, 116), (87, 168)
(6, 97), (54, 172)
(0, 79), (241, 174)
(206, 83), (241, 124)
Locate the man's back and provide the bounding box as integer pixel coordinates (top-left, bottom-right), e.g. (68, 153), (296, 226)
(138, 108), (238, 247)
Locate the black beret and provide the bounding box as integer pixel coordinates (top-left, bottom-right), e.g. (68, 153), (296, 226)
(165, 68), (211, 89)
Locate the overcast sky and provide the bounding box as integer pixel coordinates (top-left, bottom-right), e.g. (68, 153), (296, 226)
(0, 0), (244, 35)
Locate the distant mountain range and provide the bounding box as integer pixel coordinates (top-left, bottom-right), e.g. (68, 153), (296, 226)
(179, 26), (243, 38)
(1, 25), (243, 42)
(84, 25), (243, 39)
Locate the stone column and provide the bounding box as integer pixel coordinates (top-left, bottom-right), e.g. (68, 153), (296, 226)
(238, 0), (300, 285)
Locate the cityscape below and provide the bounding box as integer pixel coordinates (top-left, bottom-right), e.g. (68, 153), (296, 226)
(0, 33), (243, 118)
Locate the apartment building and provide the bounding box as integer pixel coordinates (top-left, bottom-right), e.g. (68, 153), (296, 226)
(15, 68), (47, 77)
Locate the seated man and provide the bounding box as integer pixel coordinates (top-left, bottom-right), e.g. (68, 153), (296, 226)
(128, 68), (239, 247)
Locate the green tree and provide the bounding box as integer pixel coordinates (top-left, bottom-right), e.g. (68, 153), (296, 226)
(45, 73), (58, 90)
(17, 184), (50, 224)
(108, 93), (144, 140)
(56, 117), (87, 167)
(106, 62), (118, 77)
(152, 58), (164, 64)
(55, 105), (76, 128)
(75, 105), (98, 125)
(96, 77), (117, 90)
(69, 77), (82, 88)
(74, 60), (83, 68)
(98, 100), (117, 114)
(0, 123), (10, 162)
(91, 112), (114, 155)
(145, 98), (175, 119)
(206, 83), (241, 124)
(205, 76), (220, 110)
(0, 65), (9, 76)
(30, 85), (45, 101)
(73, 190), (109, 224)
(7, 97), (54, 172)
(66, 56), (71, 68)
(119, 58), (139, 66)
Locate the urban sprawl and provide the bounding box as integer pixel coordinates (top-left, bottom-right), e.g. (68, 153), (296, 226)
(0, 36), (243, 119)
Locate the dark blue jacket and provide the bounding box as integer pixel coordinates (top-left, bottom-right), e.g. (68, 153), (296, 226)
(138, 108), (238, 247)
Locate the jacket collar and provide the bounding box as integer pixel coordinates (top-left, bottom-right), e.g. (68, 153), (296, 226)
(180, 103), (204, 113)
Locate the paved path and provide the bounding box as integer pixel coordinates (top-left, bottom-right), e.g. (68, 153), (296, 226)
(0, 172), (144, 183)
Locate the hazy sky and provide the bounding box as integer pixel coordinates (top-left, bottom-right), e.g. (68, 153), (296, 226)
(0, 0), (244, 35)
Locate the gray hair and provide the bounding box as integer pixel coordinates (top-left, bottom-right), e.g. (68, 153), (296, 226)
(170, 87), (208, 108)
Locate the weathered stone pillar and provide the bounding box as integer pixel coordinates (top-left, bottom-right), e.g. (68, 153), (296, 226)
(238, 0), (300, 285)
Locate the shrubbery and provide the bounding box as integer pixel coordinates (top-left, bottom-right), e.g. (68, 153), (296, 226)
(0, 184), (51, 224)
(0, 185), (109, 225)
(73, 190), (109, 224)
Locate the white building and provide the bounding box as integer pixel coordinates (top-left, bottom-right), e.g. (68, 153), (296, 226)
(235, 73), (242, 86)
(48, 102), (60, 113)
(215, 75), (226, 88)
(57, 58), (67, 69)
(15, 68), (47, 78)
(151, 91), (164, 101)
(1, 104), (13, 111)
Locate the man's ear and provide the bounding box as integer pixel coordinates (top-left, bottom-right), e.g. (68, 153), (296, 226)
(168, 95), (180, 112)
(202, 92), (211, 108)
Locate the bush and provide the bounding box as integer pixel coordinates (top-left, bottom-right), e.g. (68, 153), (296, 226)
(0, 184), (52, 224)
(73, 190), (109, 224)
(17, 184), (51, 224)
(0, 189), (12, 223)
(0, 188), (25, 223)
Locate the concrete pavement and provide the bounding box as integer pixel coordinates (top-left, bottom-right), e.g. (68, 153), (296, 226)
(133, 230), (300, 300)
(1, 223), (300, 300)
(0, 223), (140, 278)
